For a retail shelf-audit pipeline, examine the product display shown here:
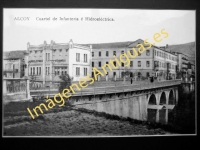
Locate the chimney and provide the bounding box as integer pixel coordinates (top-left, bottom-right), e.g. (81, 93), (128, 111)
(27, 42), (30, 49)
(69, 39), (73, 49)
(166, 44), (168, 48)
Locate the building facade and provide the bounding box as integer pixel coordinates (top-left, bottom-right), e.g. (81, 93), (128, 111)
(3, 51), (26, 78)
(173, 52), (189, 72)
(91, 39), (178, 81)
(25, 39), (92, 87)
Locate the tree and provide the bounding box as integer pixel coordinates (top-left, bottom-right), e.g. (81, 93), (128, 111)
(124, 70), (131, 76)
(59, 74), (72, 93)
(29, 75), (37, 88)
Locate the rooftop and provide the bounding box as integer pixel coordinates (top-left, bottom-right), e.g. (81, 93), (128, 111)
(3, 50), (27, 60)
(84, 41), (135, 49)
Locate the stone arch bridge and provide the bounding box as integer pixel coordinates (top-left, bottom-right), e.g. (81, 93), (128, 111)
(68, 80), (181, 124)
(30, 80), (186, 124)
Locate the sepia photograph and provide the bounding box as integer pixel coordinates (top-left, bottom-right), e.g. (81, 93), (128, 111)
(2, 8), (196, 137)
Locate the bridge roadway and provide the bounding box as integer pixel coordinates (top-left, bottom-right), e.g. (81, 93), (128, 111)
(30, 79), (182, 98)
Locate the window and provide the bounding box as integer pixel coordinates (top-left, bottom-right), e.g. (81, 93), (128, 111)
(76, 53), (80, 62)
(76, 67), (80, 76)
(30, 67), (32, 75)
(35, 51), (37, 54)
(39, 67), (41, 75)
(113, 61), (116, 67)
(99, 51), (101, 57)
(106, 51), (109, 56)
(45, 67), (47, 75)
(130, 50), (134, 55)
(169, 55), (171, 60)
(146, 50), (150, 56)
(155, 50), (156, 56)
(157, 51), (159, 56)
(45, 67), (50, 75)
(121, 51), (124, 54)
(33, 67), (35, 75)
(84, 54), (87, 62)
(65, 71), (67, 75)
(37, 67), (38, 75)
(99, 61), (101, 67)
(146, 61), (150, 67)
(113, 51), (116, 56)
(162, 63), (164, 68)
(159, 62), (161, 67)
(138, 72), (141, 77)
(92, 61), (94, 67)
(113, 72), (116, 76)
(121, 62), (124, 67)
(138, 51), (141, 56)
(106, 62), (108, 64)
(130, 61), (133, 67)
(146, 72), (150, 77)
(46, 53), (50, 61)
(138, 61), (141, 67)
(84, 68), (87, 76)
(92, 52), (94, 57)
(155, 61), (158, 67)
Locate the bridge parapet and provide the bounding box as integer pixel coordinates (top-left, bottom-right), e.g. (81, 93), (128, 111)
(3, 78), (32, 104)
(30, 79), (182, 97)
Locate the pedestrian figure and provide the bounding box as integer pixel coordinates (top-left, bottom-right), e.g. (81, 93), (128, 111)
(150, 76), (154, 83)
(131, 78), (133, 84)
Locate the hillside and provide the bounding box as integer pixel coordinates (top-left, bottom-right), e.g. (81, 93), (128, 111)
(168, 42), (195, 64)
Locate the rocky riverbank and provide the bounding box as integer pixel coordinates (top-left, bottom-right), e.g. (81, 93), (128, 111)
(4, 109), (175, 136)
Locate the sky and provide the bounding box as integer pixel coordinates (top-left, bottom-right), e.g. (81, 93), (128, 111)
(3, 9), (195, 51)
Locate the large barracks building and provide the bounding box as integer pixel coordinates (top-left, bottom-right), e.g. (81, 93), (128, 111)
(25, 39), (92, 86)
(91, 39), (178, 81)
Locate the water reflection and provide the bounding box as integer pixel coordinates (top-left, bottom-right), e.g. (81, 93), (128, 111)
(147, 106), (174, 124)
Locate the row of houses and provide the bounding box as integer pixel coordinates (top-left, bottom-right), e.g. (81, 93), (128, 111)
(3, 39), (195, 87)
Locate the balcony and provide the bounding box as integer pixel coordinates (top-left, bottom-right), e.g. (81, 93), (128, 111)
(4, 69), (18, 73)
(182, 62), (188, 65)
(28, 60), (43, 63)
(182, 57), (188, 61)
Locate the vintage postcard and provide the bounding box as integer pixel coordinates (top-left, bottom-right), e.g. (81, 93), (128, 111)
(3, 8), (196, 137)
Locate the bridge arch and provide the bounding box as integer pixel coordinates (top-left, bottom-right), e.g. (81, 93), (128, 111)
(148, 94), (157, 105)
(159, 92), (167, 105)
(147, 94), (157, 123)
(168, 90), (175, 105)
